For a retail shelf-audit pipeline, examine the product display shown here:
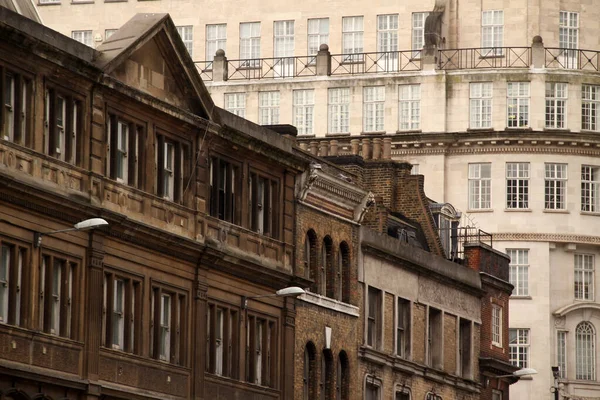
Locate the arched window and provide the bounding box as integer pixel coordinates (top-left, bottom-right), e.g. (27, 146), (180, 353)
(305, 230), (318, 291)
(576, 321), (596, 380)
(321, 349), (333, 400)
(336, 351), (349, 400)
(304, 342), (317, 400)
(338, 242), (350, 303)
(323, 236), (333, 297)
(3, 389), (32, 400)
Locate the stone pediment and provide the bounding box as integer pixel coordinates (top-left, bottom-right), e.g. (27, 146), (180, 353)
(297, 164), (374, 223)
(95, 13), (218, 123)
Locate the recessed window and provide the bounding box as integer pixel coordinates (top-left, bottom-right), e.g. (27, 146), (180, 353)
(506, 162), (530, 209)
(246, 314), (277, 387)
(293, 89), (315, 135)
(150, 286), (187, 365)
(176, 26), (193, 57)
(398, 84), (420, 131)
(581, 165), (600, 212)
(104, 29), (118, 40)
(342, 16), (364, 62)
(376, 14), (398, 71)
(39, 254), (78, 338)
(206, 24), (226, 64)
(367, 286), (382, 349)
(559, 11), (579, 68)
(506, 82), (529, 128)
(365, 375), (381, 400)
(2, 68), (32, 145)
(363, 86), (385, 132)
(509, 328), (529, 368)
(582, 84), (600, 131)
(303, 342), (317, 400)
(248, 171), (279, 238)
(308, 18), (329, 56)
(71, 30), (93, 47)
(102, 272), (141, 353)
(481, 10), (504, 56)
(273, 20), (295, 77)
(545, 82), (567, 129)
(328, 88), (350, 134)
(156, 135), (188, 203)
(206, 303), (239, 378)
(468, 163), (491, 209)
(0, 242), (26, 327)
(545, 163), (567, 210)
(107, 114), (144, 188)
(492, 305), (502, 346)
(209, 156), (240, 224)
(396, 297), (411, 358)
(576, 322), (595, 380)
(224, 93), (246, 118)
(428, 307), (443, 368)
(259, 91), (280, 125)
(459, 319), (472, 378)
(507, 249), (529, 296)
(44, 88), (83, 165)
(574, 254), (594, 301)
(240, 22), (261, 66)
(411, 12), (429, 57)
(469, 82), (492, 129)
(557, 331), (567, 379)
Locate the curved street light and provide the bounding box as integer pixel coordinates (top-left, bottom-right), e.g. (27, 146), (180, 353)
(34, 218), (108, 247)
(241, 286), (305, 309)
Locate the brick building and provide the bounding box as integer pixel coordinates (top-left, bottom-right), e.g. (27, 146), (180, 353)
(0, 9), (308, 400)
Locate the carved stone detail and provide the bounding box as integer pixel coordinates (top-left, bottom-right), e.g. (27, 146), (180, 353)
(493, 232), (600, 245)
(554, 316), (566, 328)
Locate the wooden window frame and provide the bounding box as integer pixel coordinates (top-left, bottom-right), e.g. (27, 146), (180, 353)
(156, 132), (189, 204)
(44, 83), (84, 165)
(246, 312), (278, 388)
(1, 64), (33, 146)
(248, 169), (280, 239)
(209, 155), (241, 225)
(150, 283), (188, 366)
(102, 269), (142, 354)
(0, 238), (29, 327)
(107, 111), (145, 189)
(367, 286), (382, 349)
(396, 297), (411, 358)
(39, 252), (80, 339)
(206, 301), (240, 378)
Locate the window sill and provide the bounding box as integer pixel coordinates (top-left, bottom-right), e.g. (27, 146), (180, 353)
(580, 211), (600, 216)
(396, 129), (422, 134)
(581, 129), (600, 134)
(466, 208), (493, 213)
(543, 128), (570, 133)
(298, 292), (359, 317)
(543, 209), (569, 214)
(37, 2), (61, 5)
(491, 342), (502, 348)
(505, 127), (532, 131)
(360, 131), (387, 136)
(325, 132), (351, 137)
(71, 0), (94, 3)
(510, 295), (532, 300)
(504, 208), (532, 212)
(467, 127), (494, 132)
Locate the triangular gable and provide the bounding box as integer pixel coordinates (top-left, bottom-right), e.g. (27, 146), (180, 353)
(95, 13), (218, 124)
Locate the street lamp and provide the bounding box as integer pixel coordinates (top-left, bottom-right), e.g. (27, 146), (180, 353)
(496, 368), (538, 379)
(551, 366), (561, 400)
(34, 218), (108, 247)
(241, 286), (305, 309)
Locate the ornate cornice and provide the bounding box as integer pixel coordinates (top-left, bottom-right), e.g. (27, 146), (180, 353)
(493, 232), (600, 245)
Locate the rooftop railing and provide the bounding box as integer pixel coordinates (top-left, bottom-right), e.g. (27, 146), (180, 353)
(195, 39), (600, 82)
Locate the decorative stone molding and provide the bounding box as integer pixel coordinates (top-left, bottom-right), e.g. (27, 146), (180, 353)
(298, 292), (359, 317)
(493, 232), (600, 245)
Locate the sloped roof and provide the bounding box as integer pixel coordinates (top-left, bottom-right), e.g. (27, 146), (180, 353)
(95, 13), (219, 123)
(0, 0), (41, 23)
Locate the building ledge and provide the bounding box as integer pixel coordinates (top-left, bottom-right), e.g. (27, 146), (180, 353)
(298, 292), (359, 317)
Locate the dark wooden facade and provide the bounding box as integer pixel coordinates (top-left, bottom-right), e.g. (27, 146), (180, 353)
(0, 9), (306, 400)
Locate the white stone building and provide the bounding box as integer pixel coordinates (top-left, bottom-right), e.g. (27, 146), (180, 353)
(37, 0), (600, 399)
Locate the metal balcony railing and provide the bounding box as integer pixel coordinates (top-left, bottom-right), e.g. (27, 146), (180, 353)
(194, 44), (600, 82)
(544, 47), (600, 71)
(438, 47), (531, 70)
(330, 50), (422, 74)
